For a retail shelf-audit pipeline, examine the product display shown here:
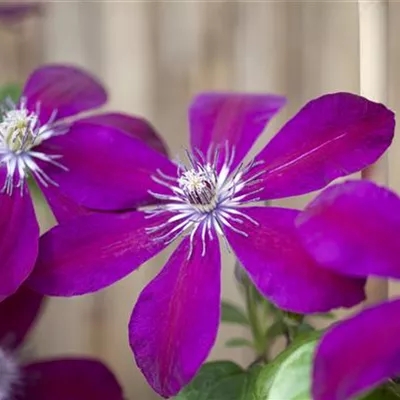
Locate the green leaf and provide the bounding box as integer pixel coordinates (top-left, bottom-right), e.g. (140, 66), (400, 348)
(359, 384), (400, 399)
(221, 300), (249, 326)
(205, 374), (248, 400)
(266, 320), (286, 341)
(174, 361), (262, 400)
(267, 340), (316, 400)
(244, 365), (263, 400)
(225, 337), (254, 349)
(255, 331), (322, 400)
(202, 364), (261, 400)
(256, 329), (400, 400)
(296, 322), (315, 336)
(174, 361), (243, 400)
(0, 83), (21, 103)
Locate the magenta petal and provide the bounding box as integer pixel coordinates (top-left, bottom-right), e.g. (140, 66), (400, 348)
(313, 299), (400, 400)
(0, 188), (39, 299)
(0, 286), (44, 349)
(250, 93), (395, 200)
(36, 120), (176, 211)
(225, 207), (366, 313)
(297, 180), (400, 280)
(38, 181), (92, 224)
(23, 65), (107, 124)
(23, 359), (123, 400)
(189, 93), (286, 171)
(27, 211), (168, 296)
(78, 112), (168, 155)
(129, 234), (221, 398)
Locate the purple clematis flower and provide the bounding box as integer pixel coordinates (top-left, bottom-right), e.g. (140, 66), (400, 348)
(28, 92), (395, 397)
(0, 285), (124, 399)
(296, 180), (400, 400)
(0, 64), (167, 301)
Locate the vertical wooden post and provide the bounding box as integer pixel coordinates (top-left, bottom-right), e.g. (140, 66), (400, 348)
(358, 0), (389, 305)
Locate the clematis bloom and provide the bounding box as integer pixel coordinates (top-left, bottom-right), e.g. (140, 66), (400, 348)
(29, 92), (395, 397)
(0, 285), (124, 400)
(296, 180), (400, 400)
(0, 64), (167, 300)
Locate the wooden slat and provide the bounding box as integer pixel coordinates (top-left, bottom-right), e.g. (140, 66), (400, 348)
(31, 1), (102, 365)
(6, 1), (395, 398)
(358, 0), (390, 305)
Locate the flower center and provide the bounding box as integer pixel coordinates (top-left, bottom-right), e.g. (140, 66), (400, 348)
(0, 348), (19, 400)
(178, 164), (218, 210)
(146, 145), (263, 257)
(0, 108), (39, 153)
(0, 98), (68, 195)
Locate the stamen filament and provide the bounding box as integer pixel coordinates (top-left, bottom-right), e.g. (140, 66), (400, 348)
(217, 214), (248, 237)
(146, 143), (265, 258)
(0, 98), (67, 195)
(156, 169), (178, 182)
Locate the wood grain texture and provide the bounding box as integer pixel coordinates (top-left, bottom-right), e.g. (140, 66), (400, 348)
(359, 0), (389, 305)
(0, 2), (398, 399)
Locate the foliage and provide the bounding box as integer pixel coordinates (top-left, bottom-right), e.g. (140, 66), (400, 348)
(178, 267), (399, 400)
(0, 83), (21, 103)
(175, 361), (261, 400)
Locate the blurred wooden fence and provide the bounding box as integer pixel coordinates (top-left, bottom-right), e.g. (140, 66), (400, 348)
(1, 1), (400, 399)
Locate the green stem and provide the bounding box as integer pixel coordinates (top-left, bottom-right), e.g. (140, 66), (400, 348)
(245, 282), (265, 358)
(282, 311), (304, 346)
(286, 324), (297, 345)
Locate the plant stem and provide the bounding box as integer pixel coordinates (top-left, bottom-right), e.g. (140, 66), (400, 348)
(281, 311), (304, 346)
(245, 282), (265, 359)
(286, 324), (297, 345)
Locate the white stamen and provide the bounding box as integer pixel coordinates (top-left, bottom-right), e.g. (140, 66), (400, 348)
(156, 168), (177, 182)
(146, 143), (265, 258)
(0, 97), (67, 195)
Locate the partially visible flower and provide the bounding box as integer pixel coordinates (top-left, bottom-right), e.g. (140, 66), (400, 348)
(29, 93), (395, 397)
(0, 64), (168, 300)
(0, 285), (124, 399)
(0, 2), (42, 24)
(296, 180), (400, 400)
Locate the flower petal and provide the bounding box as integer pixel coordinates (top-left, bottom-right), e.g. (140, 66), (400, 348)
(36, 120), (177, 211)
(23, 358), (123, 400)
(37, 181), (92, 224)
(38, 182), (138, 225)
(78, 112), (168, 155)
(0, 285), (44, 349)
(189, 93), (286, 171)
(0, 185), (39, 299)
(225, 206), (366, 313)
(23, 65), (107, 124)
(296, 180), (400, 279)
(313, 299), (400, 400)
(129, 233), (221, 398)
(248, 93), (394, 200)
(27, 211), (168, 296)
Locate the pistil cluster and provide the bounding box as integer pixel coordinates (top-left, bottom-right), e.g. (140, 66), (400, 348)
(146, 145), (262, 257)
(0, 98), (67, 195)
